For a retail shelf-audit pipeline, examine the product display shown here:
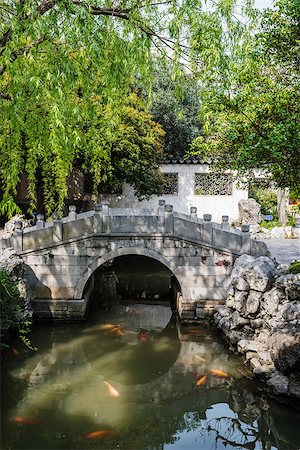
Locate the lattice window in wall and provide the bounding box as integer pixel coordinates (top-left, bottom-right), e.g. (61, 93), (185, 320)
(194, 173), (233, 195)
(163, 173), (178, 195)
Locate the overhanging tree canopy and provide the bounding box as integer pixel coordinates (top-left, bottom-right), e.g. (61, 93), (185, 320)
(0, 0), (254, 218)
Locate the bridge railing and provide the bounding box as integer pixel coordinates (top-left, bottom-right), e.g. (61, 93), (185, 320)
(0, 202), (267, 257)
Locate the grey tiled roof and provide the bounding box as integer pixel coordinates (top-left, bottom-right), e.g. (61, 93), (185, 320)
(161, 154), (212, 164)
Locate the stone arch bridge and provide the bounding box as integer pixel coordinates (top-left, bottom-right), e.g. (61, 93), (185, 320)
(1, 202), (268, 320)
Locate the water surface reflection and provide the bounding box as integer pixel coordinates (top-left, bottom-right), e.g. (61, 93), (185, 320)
(1, 304), (299, 450)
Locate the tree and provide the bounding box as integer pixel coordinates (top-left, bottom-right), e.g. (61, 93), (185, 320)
(191, 0), (300, 191)
(146, 63), (203, 157)
(0, 0), (253, 218)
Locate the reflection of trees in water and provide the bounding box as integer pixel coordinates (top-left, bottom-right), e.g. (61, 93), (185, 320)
(3, 318), (300, 450)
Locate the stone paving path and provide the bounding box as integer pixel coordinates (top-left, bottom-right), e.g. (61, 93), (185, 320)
(261, 238), (300, 264)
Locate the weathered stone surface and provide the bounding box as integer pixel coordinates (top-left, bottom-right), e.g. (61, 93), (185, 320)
(234, 290), (248, 312)
(257, 352), (273, 365)
(235, 277), (250, 291)
(237, 339), (266, 353)
(286, 281), (300, 301)
(261, 287), (284, 316)
(281, 302), (300, 321)
(276, 264), (290, 276)
(250, 318), (263, 328)
(231, 311), (249, 329)
(225, 330), (247, 344)
(238, 199), (261, 225)
(275, 273), (300, 287)
(243, 257), (276, 292)
(267, 373), (289, 395)
(214, 305), (231, 317)
(2, 214), (32, 239)
(230, 255), (254, 285)
(245, 290), (261, 315)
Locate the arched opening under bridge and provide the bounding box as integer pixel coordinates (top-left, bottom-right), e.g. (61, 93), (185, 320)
(83, 254), (182, 314)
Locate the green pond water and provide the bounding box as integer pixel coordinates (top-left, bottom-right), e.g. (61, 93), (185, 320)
(1, 303), (300, 450)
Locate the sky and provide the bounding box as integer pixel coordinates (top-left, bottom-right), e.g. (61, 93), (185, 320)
(255, 0), (274, 9)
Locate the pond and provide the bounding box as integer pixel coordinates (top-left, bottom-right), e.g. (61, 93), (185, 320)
(1, 303), (300, 450)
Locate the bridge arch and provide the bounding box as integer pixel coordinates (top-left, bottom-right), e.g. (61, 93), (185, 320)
(74, 247), (191, 302)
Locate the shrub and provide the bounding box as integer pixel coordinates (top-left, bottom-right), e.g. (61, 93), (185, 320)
(250, 188), (278, 221)
(289, 261), (300, 274)
(0, 269), (34, 349)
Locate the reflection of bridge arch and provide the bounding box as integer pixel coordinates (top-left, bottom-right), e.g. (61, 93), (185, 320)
(74, 247), (190, 310)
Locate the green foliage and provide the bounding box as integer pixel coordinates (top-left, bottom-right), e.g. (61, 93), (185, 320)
(146, 63), (203, 157)
(250, 188), (278, 220)
(289, 261), (300, 275)
(0, 0), (252, 218)
(0, 269), (34, 350)
(191, 0), (300, 191)
(259, 220), (281, 230)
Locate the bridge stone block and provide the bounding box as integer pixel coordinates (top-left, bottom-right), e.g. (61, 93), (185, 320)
(53, 220), (63, 242)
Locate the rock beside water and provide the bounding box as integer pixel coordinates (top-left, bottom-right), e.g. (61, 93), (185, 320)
(214, 254), (300, 399)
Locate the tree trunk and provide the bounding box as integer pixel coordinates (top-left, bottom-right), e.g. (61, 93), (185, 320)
(277, 189), (287, 225)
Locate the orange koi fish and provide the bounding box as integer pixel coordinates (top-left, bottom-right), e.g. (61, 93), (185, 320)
(97, 324), (119, 330)
(12, 416), (25, 425)
(85, 430), (114, 439)
(10, 348), (21, 357)
(11, 416), (41, 426)
(103, 381), (120, 397)
(196, 375), (207, 386)
(25, 419), (41, 425)
(210, 369), (229, 378)
(113, 326), (125, 336)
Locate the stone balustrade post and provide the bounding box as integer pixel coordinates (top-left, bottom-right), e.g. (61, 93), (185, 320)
(241, 224), (251, 254)
(101, 201), (110, 233)
(93, 204), (103, 233)
(13, 221), (23, 252)
(158, 199), (166, 216)
(203, 214), (213, 244)
(164, 204), (174, 234)
(36, 214), (45, 229)
(190, 206), (197, 221)
(221, 215), (230, 231)
(53, 217), (63, 242)
(68, 205), (77, 221)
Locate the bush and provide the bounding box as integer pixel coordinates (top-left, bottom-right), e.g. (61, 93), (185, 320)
(289, 261), (300, 274)
(0, 269), (34, 349)
(250, 188), (278, 221)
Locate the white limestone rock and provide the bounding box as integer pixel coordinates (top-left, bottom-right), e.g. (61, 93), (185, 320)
(275, 273), (300, 287)
(250, 318), (263, 328)
(237, 339), (266, 353)
(276, 264), (290, 276)
(230, 254), (255, 286)
(242, 257), (276, 292)
(214, 305), (231, 317)
(286, 281), (300, 301)
(234, 290), (248, 312)
(238, 199), (261, 225)
(245, 290), (261, 315)
(261, 287), (285, 316)
(231, 311), (249, 329)
(281, 302), (300, 321)
(235, 277), (250, 291)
